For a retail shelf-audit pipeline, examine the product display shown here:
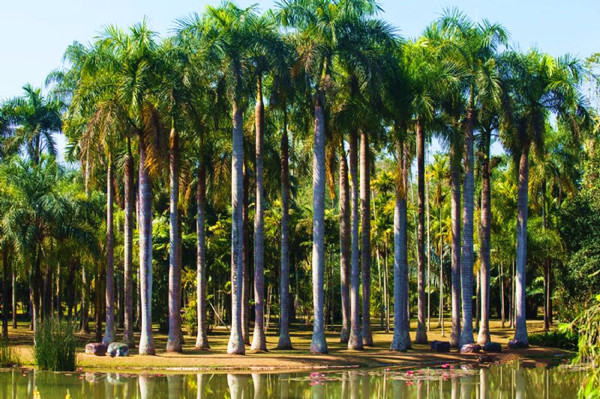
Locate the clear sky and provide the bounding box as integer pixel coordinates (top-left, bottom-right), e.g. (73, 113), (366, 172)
(1, 0), (598, 160)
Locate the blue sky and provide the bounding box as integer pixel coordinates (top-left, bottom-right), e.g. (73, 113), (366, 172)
(1, 0), (598, 160)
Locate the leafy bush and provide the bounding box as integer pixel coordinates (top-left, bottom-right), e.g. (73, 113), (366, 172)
(34, 319), (77, 371)
(572, 294), (600, 396)
(184, 300), (198, 336)
(0, 339), (18, 366)
(528, 325), (578, 351)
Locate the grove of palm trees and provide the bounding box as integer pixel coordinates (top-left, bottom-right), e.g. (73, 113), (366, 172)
(1, 1), (600, 393)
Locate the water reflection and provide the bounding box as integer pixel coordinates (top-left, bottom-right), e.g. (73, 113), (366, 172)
(0, 360), (587, 398)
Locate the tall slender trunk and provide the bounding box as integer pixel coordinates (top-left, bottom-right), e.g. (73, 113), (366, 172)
(242, 164), (250, 345)
(251, 76), (267, 352)
(383, 238), (390, 333)
(123, 144), (135, 347)
(138, 138), (155, 355)
(348, 129), (362, 350)
(439, 205), (445, 336)
(500, 261), (505, 328)
(277, 113), (293, 349)
(31, 253), (41, 339)
(228, 100), (245, 355)
(310, 91), (328, 354)
(166, 128), (182, 352)
(103, 159), (116, 345)
(360, 130), (373, 346)
(478, 130), (491, 345)
(338, 147), (351, 344)
(67, 261), (75, 321)
(196, 163), (210, 349)
(459, 106), (475, 347)
(450, 140), (461, 347)
(80, 266), (89, 333)
(415, 120), (428, 344)
(426, 165), (431, 332)
(56, 263), (61, 319)
(513, 144), (529, 345)
(12, 269), (17, 329)
(542, 178), (551, 331)
(95, 266), (103, 342)
(391, 141), (410, 351)
(2, 246), (9, 338)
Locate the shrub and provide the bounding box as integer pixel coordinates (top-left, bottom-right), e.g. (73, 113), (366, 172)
(0, 339), (18, 366)
(183, 300), (198, 336)
(528, 325), (579, 351)
(34, 318), (76, 371)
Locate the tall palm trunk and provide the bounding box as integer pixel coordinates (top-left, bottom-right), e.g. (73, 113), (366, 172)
(251, 76), (267, 352)
(459, 107), (475, 347)
(310, 91), (328, 354)
(338, 148), (351, 344)
(450, 140), (461, 348)
(2, 246), (9, 339)
(348, 129), (362, 350)
(138, 139), (155, 355)
(513, 144), (530, 345)
(477, 130), (491, 345)
(123, 144), (135, 347)
(228, 100), (245, 355)
(167, 128), (182, 352)
(242, 164), (250, 345)
(196, 163), (210, 349)
(360, 130), (373, 346)
(103, 159), (116, 345)
(277, 116), (293, 350)
(391, 142), (410, 351)
(541, 178), (551, 332)
(415, 120), (428, 344)
(80, 156), (90, 334)
(12, 269), (17, 329)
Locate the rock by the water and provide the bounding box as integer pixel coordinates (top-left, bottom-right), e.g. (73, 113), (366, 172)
(508, 339), (529, 349)
(85, 343), (107, 356)
(460, 343), (481, 354)
(107, 342), (129, 357)
(430, 340), (451, 353)
(483, 342), (502, 353)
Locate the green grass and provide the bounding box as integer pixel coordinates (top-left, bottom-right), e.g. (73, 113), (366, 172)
(34, 318), (77, 371)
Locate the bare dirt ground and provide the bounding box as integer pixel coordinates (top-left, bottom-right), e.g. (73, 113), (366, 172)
(7, 318), (570, 372)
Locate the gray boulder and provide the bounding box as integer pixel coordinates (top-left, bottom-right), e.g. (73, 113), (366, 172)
(430, 340), (451, 353)
(85, 343), (107, 356)
(483, 342), (502, 353)
(460, 343), (481, 354)
(107, 342), (129, 357)
(508, 339), (529, 349)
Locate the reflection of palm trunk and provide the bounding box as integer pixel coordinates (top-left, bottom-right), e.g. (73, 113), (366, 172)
(360, 131), (373, 346)
(339, 149), (351, 344)
(138, 375), (154, 399)
(310, 91), (328, 354)
(513, 145), (530, 345)
(167, 375), (182, 399)
(228, 100), (245, 355)
(252, 373), (265, 399)
(348, 129), (362, 350)
(196, 374), (207, 399)
(227, 374), (246, 399)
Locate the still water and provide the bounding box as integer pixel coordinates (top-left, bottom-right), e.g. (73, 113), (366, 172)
(0, 361), (587, 398)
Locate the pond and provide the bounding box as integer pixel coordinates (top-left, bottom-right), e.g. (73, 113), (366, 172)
(0, 360), (588, 398)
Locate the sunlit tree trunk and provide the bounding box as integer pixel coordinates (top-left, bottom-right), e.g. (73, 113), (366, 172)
(459, 106), (475, 347)
(277, 114), (293, 349)
(450, 140), (461, 347)
(360, 130), (373, 346)
(251, 76), (267, 352)
(196, 163), (210, 349)
(123, 145), (135, 347)
(513, 144), (529, 345)
(415, 120), (428, 344)
(391, 141), (410, 351)
(167, 128), (182, 352)
(138, 139), (155, 355)
(12, 269), (17, 329)
(2, 246), (9, 338)
(228, 99), (245, 355)
(478, 129), (491, 345)
(348, 129), (362, 350)
(310, 90), (328, 354)
(338, 148), (351, 344)
(103, 159), (116, 345)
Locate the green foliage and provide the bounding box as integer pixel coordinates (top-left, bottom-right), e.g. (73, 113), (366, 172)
(34, 319), (77, 371)
(572, 295), (600, 397)
(0, 339), (19, 367)
(528, 326), (578, 351)
(184, 300), (198, 336)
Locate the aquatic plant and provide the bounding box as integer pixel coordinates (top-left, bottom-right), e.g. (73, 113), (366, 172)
(34, 318), (76, 371)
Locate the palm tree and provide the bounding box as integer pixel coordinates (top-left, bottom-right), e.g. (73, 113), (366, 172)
(434, 10), (508, 346)
(338, 147), (351, 344)
(498, 50), (588, 346)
